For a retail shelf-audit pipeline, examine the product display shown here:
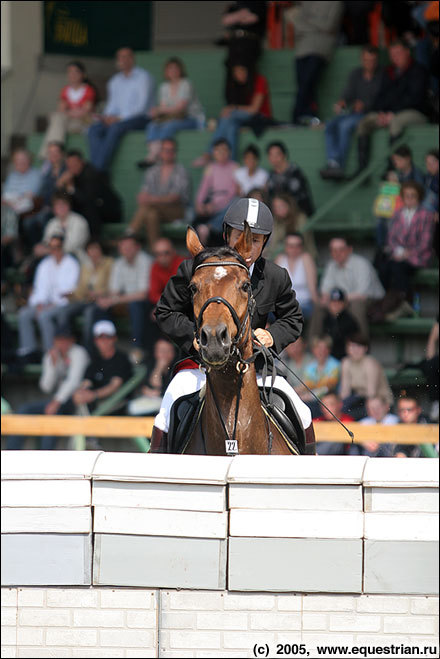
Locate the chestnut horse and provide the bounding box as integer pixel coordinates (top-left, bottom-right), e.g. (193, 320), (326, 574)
(179, 224), (301, 456)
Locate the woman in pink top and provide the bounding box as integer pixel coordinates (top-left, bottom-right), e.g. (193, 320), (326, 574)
(39, 61), (97, 158)
(193, 138), (238, 245)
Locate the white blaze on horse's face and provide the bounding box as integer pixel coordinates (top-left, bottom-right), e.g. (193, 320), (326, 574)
(213, 266), (228, 281)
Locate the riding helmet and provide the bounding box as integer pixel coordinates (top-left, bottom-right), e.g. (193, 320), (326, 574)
(223, 198), (273, 236)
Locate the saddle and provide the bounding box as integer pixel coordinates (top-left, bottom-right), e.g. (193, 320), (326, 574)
(167, 386), (306, 455)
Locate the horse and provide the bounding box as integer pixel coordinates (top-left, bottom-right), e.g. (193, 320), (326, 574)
(172, 223), (305, 456)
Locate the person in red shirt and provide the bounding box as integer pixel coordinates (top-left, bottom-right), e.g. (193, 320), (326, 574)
(314, 391), (354, 455)
(194, 61), (275, 164)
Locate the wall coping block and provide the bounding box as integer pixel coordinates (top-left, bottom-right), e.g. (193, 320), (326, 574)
(363, 458), (439, 488)
(1, 451), (103, 480)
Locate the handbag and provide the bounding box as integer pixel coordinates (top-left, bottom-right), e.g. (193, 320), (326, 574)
(373, 182), (402, 219)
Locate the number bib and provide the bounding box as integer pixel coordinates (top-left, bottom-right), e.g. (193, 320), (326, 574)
(225, 439), (238, 455)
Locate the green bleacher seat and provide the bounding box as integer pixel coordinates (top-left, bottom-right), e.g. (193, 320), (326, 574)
(371, 317), (434, 336)
(385, 367), (427, 389)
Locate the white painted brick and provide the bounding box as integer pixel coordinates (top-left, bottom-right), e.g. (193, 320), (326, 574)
(46, 629), (97, 646)
(46, 589), (98, 608)
(411, 597), (439, 615)
(169, 631), (221, 649)
(0, 647), (17, 658)
(1, 588), (17, 606)
(223, 594), (276, 610)
(356, 595), (410, 613)
(99, 629), (154, 648)
(408, 636), (440, 646)
(1, 627), (16, 646)
(161, 612), (197, 630)
(19, 608), (70, 626)
(223, 631), (276, 649)
(16, 628), (44, 645)
(275, 633), (304, 645)
(303, 595), (356, 611)
(1, 607), (17, 625)
(355, 634), (411, 646)
(17, 589), (45, 607)
(384, 616), (437, 634)
(17, 650), (72, 658)
(302, 613), (328, 630)
(72, 650), (124, 658)
(100, 589), (152, 609)
(160, 651), (195, 658)
(196, 612), (248, 630)
(329, 614), (381, 632)
(250, 613), (301, 631)
(125, 651), (156, 659)
(276, 595), (302, 611)
(167, 591), (223, 610)
(195, 653), (248, 658)
(73, 608), (124, 628)
(126, 610), (157, 628)
(302, 632), (355, 647)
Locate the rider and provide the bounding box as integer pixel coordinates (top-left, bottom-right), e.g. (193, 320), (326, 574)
(151, 197), (315, 453)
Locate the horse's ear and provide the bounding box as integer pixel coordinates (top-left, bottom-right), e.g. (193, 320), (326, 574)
(186, 226), (204, 257)
(233, 221), (252, 261)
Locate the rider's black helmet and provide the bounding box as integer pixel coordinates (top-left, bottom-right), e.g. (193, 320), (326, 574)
(223, 198), (274, 236)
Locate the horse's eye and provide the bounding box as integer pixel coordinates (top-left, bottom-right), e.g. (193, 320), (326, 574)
(241, 281), (251, 292)
(189, 283), (198, 296)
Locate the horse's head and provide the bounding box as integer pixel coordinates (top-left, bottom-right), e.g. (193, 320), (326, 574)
(187, 224), (254, 369)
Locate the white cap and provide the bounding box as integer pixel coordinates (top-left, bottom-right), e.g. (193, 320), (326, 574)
(93, 320), (117, 337)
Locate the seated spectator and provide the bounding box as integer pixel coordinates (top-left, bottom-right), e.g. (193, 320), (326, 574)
(34, 190), (90, 263)
(55, 239), (114, 348)
(234, 144), (269, 196)
(299, 336), (341, 418)
(128, 338), (176, 416)
(95, 233), (152, 363)
(320, 45), (382, 180)
(274, 232), (318, 319)
(16, 234), (80, 362)
(314, 391), (354, 456)
(423, 148), (439, 213)
(246, 187), (269, 204)
(309, 237), (384, 338)
(355, 40), (429, 174)
(266, 142), (315, 217)
(390, 144), (424, 185)
(56, 150), (122, 235)
(1, 201), (19, 288)
(321, 288), (360, 360)
(38, 61), (97, 159)
(139, 57), (204, 166)
(129, 138), (191, 248)
(194, 61), (274, 164)
(270, 196), (317, 258)
(73, 320), (132, 415)
(340, 334), (393, 420)
(394, 394), (430, 458)
(279, 337), (314, 394)
(193, 138), (238, 245)
(349, 396), (398, 457)
(88, 47), (155, 172)
(6, 325), (90, 450)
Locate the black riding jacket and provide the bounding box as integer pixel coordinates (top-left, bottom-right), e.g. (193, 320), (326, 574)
(155, 256), (303, 358)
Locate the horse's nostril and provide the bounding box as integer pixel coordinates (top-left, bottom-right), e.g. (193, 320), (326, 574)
(217, 324), (230, 347)
(200, 327), (209, 348)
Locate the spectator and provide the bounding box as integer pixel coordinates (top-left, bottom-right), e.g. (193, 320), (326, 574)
(279, 337), (314, 393)
(321, 288), (360, 360)
(422, 319), (439, 422)
(128, 138), (191, 248)
(246, 187), (269, 204)
(88, 47), (155, 171)
(394, 394), (430, 458)
(56, 150), (122, 235)
(34, 190), (90, 263)
(38, 61), (97, 159)
(423, 148), (439, 213)
(1, 202), (19, 288)
(16, 234), (80, 362)
(310, 237), (385, 338)
(390, 144), (424, 185)
(193, 138), (238, 245)
(342, 1), (376, 45)
(139, 57), (204, 166)
(290, 1), (344, 125)
(349, 396), (398, 457)
(234, 144), (269, 196)
(194, 61), (274, 164)
(266, 142), (315, 217)
(128, 338), (176, 416)
(6, 326), (90, 450)
(320, 45), (383, 180)
(270, 195), (317, 259)
(95, 233), (152, 363)
(340, 334), (393, 420)
(219, 2), (267, 66)
(299, 336), (341, 418)
(274, 232), (318, 319)
(55, 239), (114, 348)
(355, 40), (429, 174)
(314, 391), (354, 456)
(73, 320), (133, 415)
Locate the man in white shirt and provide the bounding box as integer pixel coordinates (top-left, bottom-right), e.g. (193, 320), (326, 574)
(17, 234), (80, 361)
(88, 47), (155, 171)
(310, 237), (384, 338)
(7, 326), (89, 450)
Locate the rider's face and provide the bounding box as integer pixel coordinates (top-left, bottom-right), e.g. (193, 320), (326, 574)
(228, 228), (265, 266)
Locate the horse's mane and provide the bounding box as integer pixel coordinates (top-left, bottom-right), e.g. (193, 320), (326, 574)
(191, 245), (248, 276)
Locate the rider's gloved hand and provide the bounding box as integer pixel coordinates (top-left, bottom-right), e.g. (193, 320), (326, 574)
(253, 328), (274, 348)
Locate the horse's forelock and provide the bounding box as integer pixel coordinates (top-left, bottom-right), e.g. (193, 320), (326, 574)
(191, 246), (248, 276)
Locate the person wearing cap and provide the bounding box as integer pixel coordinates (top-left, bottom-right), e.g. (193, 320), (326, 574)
(6, 326), (89, 450)
(152, 197), (315, 453)
(72, 320), (132, 414)
(321, 287), (360, 360)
